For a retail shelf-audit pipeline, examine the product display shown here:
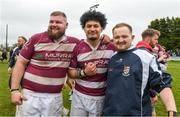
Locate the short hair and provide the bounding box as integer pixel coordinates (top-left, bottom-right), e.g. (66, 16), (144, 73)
(80, 10), (107, 29)
(112, 23), (132, 34)
(18, 36), (27, 42)
(50, 11), (66, 18)
(141, 28), (160, 40)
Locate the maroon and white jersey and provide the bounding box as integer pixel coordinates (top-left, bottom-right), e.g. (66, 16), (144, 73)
(70, 40), (116, 98)
(20, 31), (80, 93)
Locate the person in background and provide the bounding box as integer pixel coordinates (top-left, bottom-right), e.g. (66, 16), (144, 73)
(0, 49), (3, 61)
(9, 47), (14, 62)
(1, 48), (7, 62)
(8, 36), (27, 88)
(136, 28), (161, 116)
(137, 29), (170, 116)
(157, 45), (170, 71)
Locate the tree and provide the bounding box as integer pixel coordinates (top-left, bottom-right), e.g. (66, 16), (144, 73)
(148, 17), (180, 52)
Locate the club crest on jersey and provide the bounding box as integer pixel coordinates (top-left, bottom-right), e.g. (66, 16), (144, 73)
(100, 45), (107, 50)
(122, 65), (130, 76)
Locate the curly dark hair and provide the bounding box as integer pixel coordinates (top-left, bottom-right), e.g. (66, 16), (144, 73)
(80, 10), (107, 30)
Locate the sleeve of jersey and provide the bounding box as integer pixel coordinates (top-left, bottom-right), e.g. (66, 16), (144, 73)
(148, 57), (172, 93)
(19, 36), (36, 61)
(69, 45), (78, 69)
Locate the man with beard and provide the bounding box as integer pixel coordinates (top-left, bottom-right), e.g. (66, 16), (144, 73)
(103, 23), (177, 116)
(8, 36), (27, 88)
(10, 11), (80, 116)
(68, 10), (116, 116)
(136, 28), (160, 116)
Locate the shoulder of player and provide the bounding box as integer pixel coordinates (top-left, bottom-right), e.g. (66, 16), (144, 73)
(66, 36), (81, 43)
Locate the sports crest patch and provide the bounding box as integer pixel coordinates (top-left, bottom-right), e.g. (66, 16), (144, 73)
(122, 65), (130, 76)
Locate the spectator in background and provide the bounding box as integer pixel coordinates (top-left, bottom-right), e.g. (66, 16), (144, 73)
(137, 29), (161, 116)
(8, 36), (27, 88)
(0, 49), (2, 61)
(0, 48), (7, 62)
(9, 48), (14, 62)
(158, 46), (170, 71)
(153, 44), (170, 71)
(9, 45), (19, 62)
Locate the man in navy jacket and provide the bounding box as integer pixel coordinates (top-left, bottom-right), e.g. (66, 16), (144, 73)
(103, 23), (177, 116)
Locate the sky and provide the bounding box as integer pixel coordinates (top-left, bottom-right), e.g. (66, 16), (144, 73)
(0, 0), (180, 46)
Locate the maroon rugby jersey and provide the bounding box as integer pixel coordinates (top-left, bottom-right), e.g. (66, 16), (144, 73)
(70, 40), (116, 96)
(20, 31), (80, 93)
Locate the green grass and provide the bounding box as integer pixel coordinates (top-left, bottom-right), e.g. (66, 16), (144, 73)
(0, 60), (179, 116)
(155, 61), (180, 116)
(0, 60), (15, 115)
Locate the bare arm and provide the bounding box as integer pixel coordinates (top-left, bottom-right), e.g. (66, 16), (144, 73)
(11, 56), (28, 105)
(68, 69), (78, 79)
(159, 87), (177, 112)
(11, 56), (28, 89)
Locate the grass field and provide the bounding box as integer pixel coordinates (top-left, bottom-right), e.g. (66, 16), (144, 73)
(155, 60), (180, 115)
(0, 60), (179, 116)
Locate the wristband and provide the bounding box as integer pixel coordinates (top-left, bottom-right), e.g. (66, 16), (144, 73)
(80, 69), (86, 77)
(168, 111), (178, 117)
(77, 69), (87, 79)
(10, 89), (19, 92)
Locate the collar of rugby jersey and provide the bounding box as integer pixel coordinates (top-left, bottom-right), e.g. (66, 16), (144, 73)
(53, 35), (67, 43)
(84, 39), (101, 51)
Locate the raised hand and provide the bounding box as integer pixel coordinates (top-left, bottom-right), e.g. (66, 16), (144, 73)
(84, 62), (97, 76)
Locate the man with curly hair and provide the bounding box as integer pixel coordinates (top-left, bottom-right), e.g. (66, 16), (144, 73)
(68, 10), (116, 116)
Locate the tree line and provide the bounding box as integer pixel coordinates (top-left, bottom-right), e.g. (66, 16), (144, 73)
(148, 17), (180, 52)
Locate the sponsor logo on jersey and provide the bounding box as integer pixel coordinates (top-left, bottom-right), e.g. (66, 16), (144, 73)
(35, 53), (43, 59)
(45, 53), (73, 61)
